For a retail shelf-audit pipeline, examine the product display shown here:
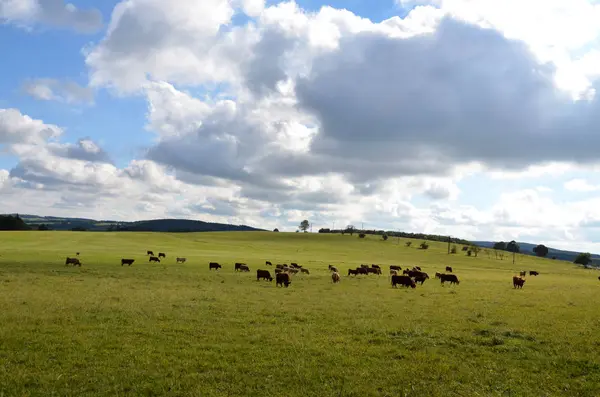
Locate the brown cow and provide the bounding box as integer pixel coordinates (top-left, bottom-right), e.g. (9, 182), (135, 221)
(440, 274), (460, 285)
(149, 256), (160, 263)
(391, 275), (416, 288)
(513, 276), (525, 289)
(65, 257), (81, 266)
(332, 272), (341, 283)
(301, 268), (310, 275)
(445, 266), (453, 272)
(209, 262), (221, 270)
(121, 258), (134, 266)
(276, 272), (291, 287)
(257, 269), (273, 281)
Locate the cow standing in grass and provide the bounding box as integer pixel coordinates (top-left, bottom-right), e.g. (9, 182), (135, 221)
(176, 257), (186, 264)
(149, 256), (160, 263)
(332, 272), (341, 283)
(257, 270), (273, 281)
(121, 259), (135, 266)
(391, 275), (416, 289)
(276, 272), (291, 287)
(446, 266), (453, 272)
(513, 276), (525, 289)
(209, 262), (221, 270)
(65, 257), (81, 267)
(440, 274), (459, 285)
(147, 250), (154, 256)
(529, 271), (539, 276)
(158, 253), (166, 259)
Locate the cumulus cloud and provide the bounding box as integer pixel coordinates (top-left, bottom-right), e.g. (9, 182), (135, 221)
(22, 78), (94, 104)
(47, 138), (112, 163)
(0, 0), (103, 33)
(564, 178), (600, 192)
(0, 108), (62, 144)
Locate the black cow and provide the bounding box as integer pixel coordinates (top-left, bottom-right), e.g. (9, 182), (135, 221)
(348, 268), (359, 276)
(529, 271), (539, 276)
(176, 257), (186, 264)
(149, 256), (160, 263)
(413, 272), (429, 285)
(257, 269), (273, 281)
(371, 264), (381, 270)
(446, 266), (453, 272)
(367, 267), (382, 275)
(121, 258), (135, 266)
(357, 267), (368, 275)
(291, 263), (300, 268)
(65, 257), (81, 266)
(147, 250), (154, 256)
(158, 253), (166, 258)
(235, 263), (245, 271)
(239, 264), (250, 272)
(266, 261), (272, 266)
(440, 274), (460, 285)
(276, 272), (291, 287)
(513, 276), (525, 289)
(391, 275), (416, 288)
(390, 265), (402, 271)
(209, 262), (221, 270)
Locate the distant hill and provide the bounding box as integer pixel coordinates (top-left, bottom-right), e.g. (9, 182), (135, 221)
(10, 214), (264, 233)
(473, 241), (600, 264)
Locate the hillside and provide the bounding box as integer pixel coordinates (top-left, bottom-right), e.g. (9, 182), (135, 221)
(473, 240), (600, 264)
(12, 214), (264, 233)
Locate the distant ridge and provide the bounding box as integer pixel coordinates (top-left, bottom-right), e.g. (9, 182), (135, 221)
(473, 241), (600, 264)
(11, 214), (264, 233)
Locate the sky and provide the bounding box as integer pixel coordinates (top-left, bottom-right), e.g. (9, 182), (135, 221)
(2, 0), (600, 252)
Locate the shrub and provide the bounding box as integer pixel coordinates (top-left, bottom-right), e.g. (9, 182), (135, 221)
(273, 228), (279, 232)
(419, 241), (429, 250)
(450, 245), (457, 254)
(405, 241), (412, 247)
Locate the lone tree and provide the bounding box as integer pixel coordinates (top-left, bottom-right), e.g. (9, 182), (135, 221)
(493, 241), (507, 251)
(574, 252), (592, 266)
(533, 244), (548, 257)
(299, 220), (310, 233)
(273, 228), (279, 232)
(405, 241), (412, 247)
(506, 240), (520, 253)
(470, 245), (481, 257)
(345, 225), (356, 236)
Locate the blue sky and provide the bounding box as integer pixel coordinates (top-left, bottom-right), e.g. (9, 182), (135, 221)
(2, 0), (600, 252)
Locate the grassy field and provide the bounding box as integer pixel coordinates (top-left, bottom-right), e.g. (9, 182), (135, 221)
(1, 231), (600, 396)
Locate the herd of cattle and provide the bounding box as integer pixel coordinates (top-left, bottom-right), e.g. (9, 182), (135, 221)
(64, 251), (542, 289)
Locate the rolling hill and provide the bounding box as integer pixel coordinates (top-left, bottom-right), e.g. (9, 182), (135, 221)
(12, 214), (265, 233)
(473, 240), (600, 264)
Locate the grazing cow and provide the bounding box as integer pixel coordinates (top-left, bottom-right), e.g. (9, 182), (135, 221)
(301, 268), (310, 275)
(330, 266), (339, 273)
(65, 257), (81, 266)
(291, 262), (300, 268)
(390, 265), (402, 271)
(158, 253), (166, 258)
(361, 264), (369, 270)
(276, 272), (291, 287)
(266, 261), (272, 266)
(357, 267), (368, 275)
(275, 268), (283, 274)
(519, 271), (526, 277)
(348, 268), (359, 276)
(176, 257), (186, 264)
(406, 270), (424, 278)
(367, 267), (382, 275)
(435, 272), (442, 279)
(389, 270), (398, 276)
(149, 256), (160, 263)
(529, 271), (539, 276)
(257, 269), (273, 281)
(413, 273), (430, 285)
(440, 274), (460, 285)
(513, 276), (525, 289)
(371, 264), (381, 270)
(147, 250), (154, 256)
(276, 264), (284, 269)
(209, 262), (221, 270)
(239, 264), (250, 272)
(446, 266), (453, 273)
(332, 272), (341, 283)
(391, 275), (416, 289)
(235, 263), (245, 271)
(121, 258), (135, 266)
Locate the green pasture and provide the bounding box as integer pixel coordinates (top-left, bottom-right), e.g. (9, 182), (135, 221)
(1, 231), (599, 396)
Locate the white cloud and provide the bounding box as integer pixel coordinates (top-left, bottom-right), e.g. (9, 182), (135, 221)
(564, 178), (600, 192)
(22, 79), (94, 104)
(0, 108), (62, 144)
(0, 0), (103, 33)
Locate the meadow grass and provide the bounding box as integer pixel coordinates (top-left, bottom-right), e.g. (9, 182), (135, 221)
(1, 231), (600, 396)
